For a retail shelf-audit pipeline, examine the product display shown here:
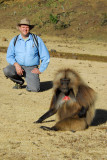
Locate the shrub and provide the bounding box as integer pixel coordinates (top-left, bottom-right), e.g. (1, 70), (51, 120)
(49, 14), (59, 24)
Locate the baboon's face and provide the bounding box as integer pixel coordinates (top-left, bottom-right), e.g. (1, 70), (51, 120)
(60, 78), (70, 94)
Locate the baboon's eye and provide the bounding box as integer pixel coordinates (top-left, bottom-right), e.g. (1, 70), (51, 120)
(67, 80), (70, 85)
(60, 79), (64, 85)
(61, 81), (63, 85)
(60, 79), (70, 85)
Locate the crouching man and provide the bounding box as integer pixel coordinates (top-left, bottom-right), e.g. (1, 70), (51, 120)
(3, 18), (50, 92)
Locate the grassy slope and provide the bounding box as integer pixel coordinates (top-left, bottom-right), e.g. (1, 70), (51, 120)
(0, 0), (107, 41)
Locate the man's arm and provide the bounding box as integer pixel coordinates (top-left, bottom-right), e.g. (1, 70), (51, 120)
(37, 37), (50, 73)
(6, 38), (17, 65)
(7, 37), (24, 76)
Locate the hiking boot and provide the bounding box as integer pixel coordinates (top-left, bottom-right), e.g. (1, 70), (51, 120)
(13, 83), (22, 89)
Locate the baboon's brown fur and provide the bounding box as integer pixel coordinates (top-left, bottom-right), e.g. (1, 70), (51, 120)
(36, 69), (96, 131)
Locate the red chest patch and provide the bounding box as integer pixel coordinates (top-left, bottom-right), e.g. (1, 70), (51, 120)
(63, 96), (70, 101)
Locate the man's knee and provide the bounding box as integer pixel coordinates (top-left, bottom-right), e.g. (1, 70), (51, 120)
(26, 85), (40, 92)
(3, 65), (16, 77)
(3, 67), (10, 77)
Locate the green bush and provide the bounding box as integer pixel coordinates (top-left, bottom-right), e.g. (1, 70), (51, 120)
(101, 13), (107, 26)
(49, 14), (59, 24)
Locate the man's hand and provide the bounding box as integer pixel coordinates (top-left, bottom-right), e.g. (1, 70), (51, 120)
(31, 68), (41, 74)
(14, 62), (24, 75)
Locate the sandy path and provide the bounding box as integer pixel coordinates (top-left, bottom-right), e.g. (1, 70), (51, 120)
(0, 29), (107, 57)
(0, 48), (107, 160)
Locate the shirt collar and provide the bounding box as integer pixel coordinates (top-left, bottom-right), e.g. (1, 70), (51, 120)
(18, 33), (32, 41)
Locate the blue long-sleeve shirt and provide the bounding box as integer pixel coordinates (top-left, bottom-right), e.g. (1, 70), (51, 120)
(6, 33), (50, 73)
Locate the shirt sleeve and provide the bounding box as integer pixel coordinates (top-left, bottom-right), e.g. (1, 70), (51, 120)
(37, 36), (50, 73)
(6, 38), (16, 65)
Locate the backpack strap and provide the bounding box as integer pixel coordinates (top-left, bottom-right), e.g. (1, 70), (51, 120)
(31, 33), (39, 51)
(14, 35), (19, 46)
(14, 33), (39, 54)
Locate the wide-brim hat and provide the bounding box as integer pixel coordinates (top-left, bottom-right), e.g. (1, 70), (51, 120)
(17, 18), (35, 30)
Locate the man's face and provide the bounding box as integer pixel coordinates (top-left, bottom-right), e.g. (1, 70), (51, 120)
(19, 25), (30, 37)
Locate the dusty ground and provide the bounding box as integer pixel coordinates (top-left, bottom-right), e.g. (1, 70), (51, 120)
(0, 29), (107, 57)
(0, 29), (107, 160)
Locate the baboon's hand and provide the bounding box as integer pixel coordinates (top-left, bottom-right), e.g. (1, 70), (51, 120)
(78, 106), (87, 118)
(40, 126), (51, 131)
(34, 119), (43, 123)
(40, 126), (57, 131)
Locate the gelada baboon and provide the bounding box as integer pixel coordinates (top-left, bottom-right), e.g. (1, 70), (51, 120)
(35, 68), (96, 132)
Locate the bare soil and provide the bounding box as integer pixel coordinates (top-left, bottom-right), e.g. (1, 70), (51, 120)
(0, 29), (107, 160)
(0, 0), (107, 41)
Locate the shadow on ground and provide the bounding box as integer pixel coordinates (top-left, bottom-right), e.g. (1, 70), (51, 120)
(91, 109), (107, 126)
(40, 81), (53, 92)
(20, 81), (53, 92)
(37, 109), (107, 125)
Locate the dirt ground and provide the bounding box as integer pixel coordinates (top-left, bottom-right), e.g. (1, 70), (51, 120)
(0, 29), (107, 57)
(0, 29), (107, 160)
